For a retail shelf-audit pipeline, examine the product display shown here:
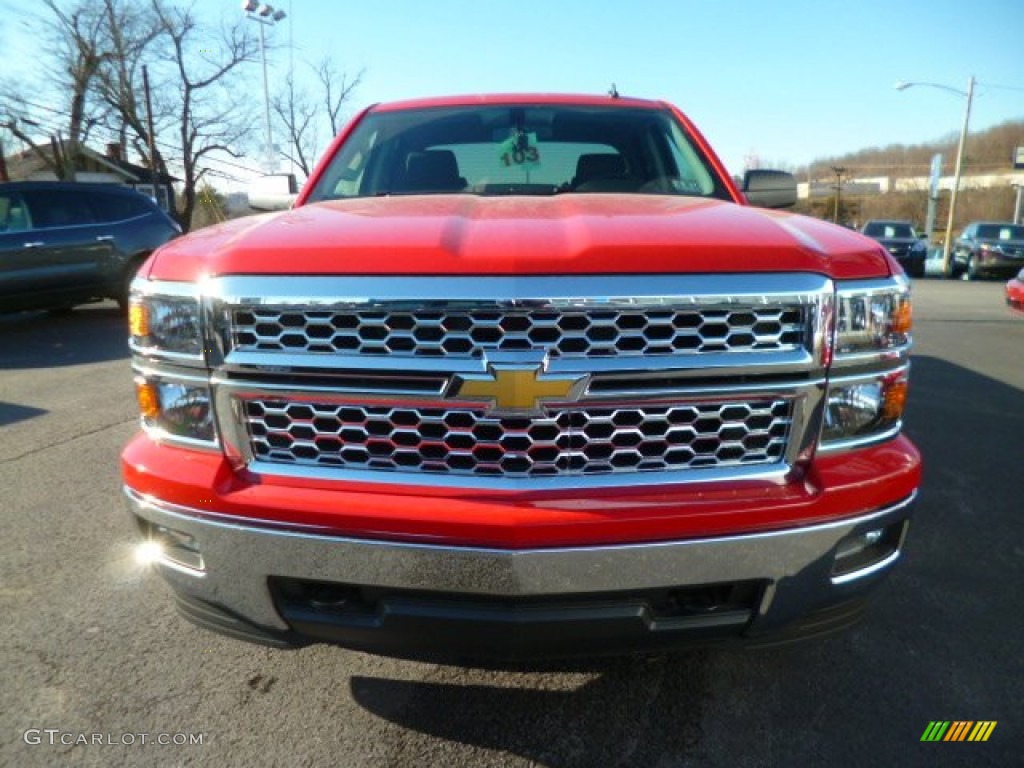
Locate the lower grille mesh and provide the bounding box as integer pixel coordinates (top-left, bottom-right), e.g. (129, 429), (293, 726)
(243, 398), (792, 478)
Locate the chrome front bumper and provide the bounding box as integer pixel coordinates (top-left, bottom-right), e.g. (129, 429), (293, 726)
(126, 487), (915, 656)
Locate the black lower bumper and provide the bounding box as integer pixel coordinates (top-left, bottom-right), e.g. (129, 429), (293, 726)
(173, 581), (869, 663)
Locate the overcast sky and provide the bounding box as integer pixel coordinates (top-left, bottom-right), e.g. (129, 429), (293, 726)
(1, 0), (1022, 179)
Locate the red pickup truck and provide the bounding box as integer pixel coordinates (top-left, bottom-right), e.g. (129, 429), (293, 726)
(123, 94), (920, 660)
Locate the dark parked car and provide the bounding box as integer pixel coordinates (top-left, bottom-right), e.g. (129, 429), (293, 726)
(951, 221), (1024, 281)
(0, 181), (180, 313)
(860, 220), (926, 277)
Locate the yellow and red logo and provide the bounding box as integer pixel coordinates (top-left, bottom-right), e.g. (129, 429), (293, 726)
(920, 721), (997, 742)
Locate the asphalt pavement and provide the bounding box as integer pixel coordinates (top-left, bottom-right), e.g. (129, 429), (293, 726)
(1, 280), (1021, 767)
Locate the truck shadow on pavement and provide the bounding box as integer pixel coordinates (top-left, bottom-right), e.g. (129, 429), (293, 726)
(350, 654), (708, 766)
(345, 354), (1022, 767)
(0, 303), (129, 370)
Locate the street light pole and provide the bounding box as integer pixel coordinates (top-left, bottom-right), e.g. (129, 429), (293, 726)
(895, 76), (975, 276)
(943, 76), (975, 276)
(242, 2), (286, 174)
(257, 21), (274, 173)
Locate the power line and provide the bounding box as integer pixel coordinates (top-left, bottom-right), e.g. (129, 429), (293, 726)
(6, 97), (267, 177)
(4, 110), (249, 185)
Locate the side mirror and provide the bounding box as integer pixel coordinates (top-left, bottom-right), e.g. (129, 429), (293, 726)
(742, 170), (797, 209)
(247, 174), (299, 211)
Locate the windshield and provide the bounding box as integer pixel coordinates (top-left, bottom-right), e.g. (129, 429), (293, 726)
(864, 222), (914, 238)
(976, 224), (1024, 241)
(306, 104), (731, 200)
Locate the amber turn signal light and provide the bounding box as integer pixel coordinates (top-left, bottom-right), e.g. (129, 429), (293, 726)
(890, 297), (912, 336)
(129, 301), (149, 338)
(135, 379), (161, 421)
(882, 377), (908, 421)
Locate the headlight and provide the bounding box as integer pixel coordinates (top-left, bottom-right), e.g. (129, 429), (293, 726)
(129, 290), (203, 359)
(834, 279), (911, 357)
(820, 369), (908, 446)
(824, 277), (912, 450)
(135, 373), (217, 445)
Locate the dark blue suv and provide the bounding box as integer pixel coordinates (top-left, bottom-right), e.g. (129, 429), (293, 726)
(0, 181), (180, 313)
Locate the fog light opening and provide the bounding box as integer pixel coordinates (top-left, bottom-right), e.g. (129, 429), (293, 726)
(136, 520), (205, 572)
(831, 521), (907, 583)
(134, 539), (164, 567)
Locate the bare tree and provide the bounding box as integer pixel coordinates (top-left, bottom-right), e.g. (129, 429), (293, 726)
(273, 58), (363, 179)
(272, 58), (364, 179)
(272, 72), (317, 177)
(94, 0), (166, 175)
(150, 0), (258, 230)
(319, 59), (364, 137)
(1, 0), (112, 179)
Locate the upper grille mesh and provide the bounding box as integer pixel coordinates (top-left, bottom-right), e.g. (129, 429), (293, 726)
(229, 305), (806, 358)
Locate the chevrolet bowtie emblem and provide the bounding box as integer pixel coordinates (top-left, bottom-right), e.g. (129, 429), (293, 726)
(454, 366), (588, 414)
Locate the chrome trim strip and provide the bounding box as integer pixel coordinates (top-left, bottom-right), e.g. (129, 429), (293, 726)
(218, 348), (824, 378)
(210, 373), (447, 398)
(239, 459), (791, 491)
(830, 550), (901, 586)
(125, 487), (917, 631)
(831, 343), (912, 370)
(827, 364), (909, 386)
(129, 345), (206, 365)
(213, 372), (823, 403)
(131, 278), (205, 298)
(835, 275), (910, 295)
(133, 364), (211, 385)
(137, 422), (222, 454)
(203, 273), (835, 305)
(816, 424), (902, 454)
(583, 376), (826, 399)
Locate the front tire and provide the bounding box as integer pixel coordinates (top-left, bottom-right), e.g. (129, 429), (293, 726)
(960, 254), (978, 281)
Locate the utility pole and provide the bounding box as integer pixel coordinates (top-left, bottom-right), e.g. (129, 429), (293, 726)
(142, 65), (161, 208)
(831, 166), (846, 224)
(0, 138), (9, 182)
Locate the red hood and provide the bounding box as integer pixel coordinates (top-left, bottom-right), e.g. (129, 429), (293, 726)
(146, 195), (891, 281)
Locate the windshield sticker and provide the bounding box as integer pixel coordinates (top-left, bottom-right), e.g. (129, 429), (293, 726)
(499, 131), (541, 168)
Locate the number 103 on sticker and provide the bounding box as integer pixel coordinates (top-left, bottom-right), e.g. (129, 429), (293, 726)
(499, 132), (541, 167)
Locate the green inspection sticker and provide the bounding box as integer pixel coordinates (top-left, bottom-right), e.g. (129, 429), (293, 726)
(498, 132), (541, 168)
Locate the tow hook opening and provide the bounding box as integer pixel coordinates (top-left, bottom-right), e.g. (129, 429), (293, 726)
(831, 520), (908, 583)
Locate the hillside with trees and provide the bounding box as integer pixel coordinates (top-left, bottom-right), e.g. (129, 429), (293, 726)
(799, 119), (1023, 180)
(793, 119), (1023, 234)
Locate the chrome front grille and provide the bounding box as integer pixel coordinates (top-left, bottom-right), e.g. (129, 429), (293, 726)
(243, 398), (793, 478)
(210, 274), (832, 488)
(229, 305), (806, 359)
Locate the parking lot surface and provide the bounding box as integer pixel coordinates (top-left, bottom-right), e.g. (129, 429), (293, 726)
(1, 279), (1021, 767)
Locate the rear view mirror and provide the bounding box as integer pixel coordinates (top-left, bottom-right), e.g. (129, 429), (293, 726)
(742, 170), (797, 209)
(248, 174), (299, 211)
